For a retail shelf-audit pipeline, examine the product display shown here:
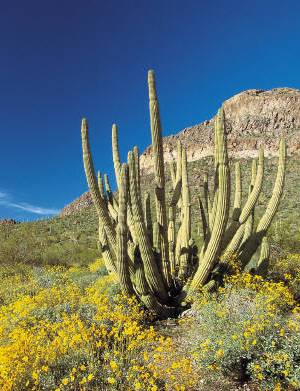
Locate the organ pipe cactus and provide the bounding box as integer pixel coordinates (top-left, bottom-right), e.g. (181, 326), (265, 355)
(81, 70), (286, 317)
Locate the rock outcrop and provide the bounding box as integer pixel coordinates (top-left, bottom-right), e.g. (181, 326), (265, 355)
(61, 87), (300, 216)
(140, 87), (300, 175)
(60, 192), (93, 217)
(0, 219), (19, 225)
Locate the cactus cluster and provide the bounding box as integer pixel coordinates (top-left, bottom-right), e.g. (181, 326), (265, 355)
(81, 70), (286, 317)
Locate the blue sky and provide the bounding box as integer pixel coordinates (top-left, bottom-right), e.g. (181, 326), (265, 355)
(0, 0), (299, 220)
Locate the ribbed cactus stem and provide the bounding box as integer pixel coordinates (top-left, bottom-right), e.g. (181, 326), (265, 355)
(256, 236), (270, 276)
(97, 171), (106, 199)
(224, 223), (245, 256)
(144, 192), (153, 246)
(198, 196), (208, 241)
(134, 259), (175, 318)
(251, 158), (257, 187)
(104, 173), (119, 219)
(178, 148), (191, 280)
(98, 223), (117, 275)
(112, 124), (122, 189)
(168, 215), (176, 277)
(221, 149), (264, 252)
(148, 70), (171, 287)
(128, 150), (168, 301)
(176, 141), (182, 182)
(190, 108), (230, 290)
(240, 139), (286, 266)
(169, 161), (176, 187)
(153, 221), (161, 253)
(203, 173), (212, 228)
(81, 118), (117, 256)
(232, 161), (242, 220)
(116, 164), (134, 295)
(133, 146), (141, 196)
(256, 139), (286, 233)
(112, 124), (138, 242)
(81, 70), (285, 318)
(241, 160), (257, 246)
(238, 148), (264, 224)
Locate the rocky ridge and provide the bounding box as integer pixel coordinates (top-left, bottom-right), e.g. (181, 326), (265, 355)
(61, 87), (300, 216)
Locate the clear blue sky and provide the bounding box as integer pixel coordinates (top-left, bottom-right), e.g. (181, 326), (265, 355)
(0, 0), (299, 220)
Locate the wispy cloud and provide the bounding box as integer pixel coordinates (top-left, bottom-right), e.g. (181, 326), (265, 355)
(0, 191), (59, 216)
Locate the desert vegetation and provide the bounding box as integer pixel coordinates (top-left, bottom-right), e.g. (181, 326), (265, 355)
(81, 70), (286, 317)
(0, 71), (299, 390)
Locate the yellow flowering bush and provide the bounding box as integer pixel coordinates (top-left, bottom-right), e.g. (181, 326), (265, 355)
(269, 253), (300, 299)
(185, 271), (300, 390)
(0, 262), (198, 391)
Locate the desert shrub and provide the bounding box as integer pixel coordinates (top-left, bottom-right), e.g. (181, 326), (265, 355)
(269, 219), (300, 255)
(269, 253), (300, 300)
(0, 261), (198, 391)
(184, 272), (300, 390)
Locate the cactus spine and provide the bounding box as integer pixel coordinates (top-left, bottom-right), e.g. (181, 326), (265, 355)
(81, 71), (286, 318)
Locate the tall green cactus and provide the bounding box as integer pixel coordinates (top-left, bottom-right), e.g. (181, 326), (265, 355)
(81, 70), (286, 317)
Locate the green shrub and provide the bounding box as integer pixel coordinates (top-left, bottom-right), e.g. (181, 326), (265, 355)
(182, 272), (300, 390)
(269, 253), (300, 300)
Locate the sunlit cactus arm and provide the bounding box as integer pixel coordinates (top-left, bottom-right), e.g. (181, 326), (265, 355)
(210, 117), (220, 230)
(223, 223), (245, 256)
(116, 163), (134, 295)
(133, 259), (175, 317)
(256, 139), (286, 234)
(238, 148), (264, 224)
(103, 173), (119, 223)
(239, 138), (286, 267)
(178, 148), (191, 280)
(144, 192), (153, 246)
(170, 178), (182, 207)
(240, 159), (257, 247)
(221, 148), (264, 252)
(148, 70), (171, 287)
(133, 146), (141, 196)
(168, 208), (176, 277)
(232, 161), (242, 220)
(256, 236), (270, 276)
(104, 173), (119, 209)
(112, 125), (139, 243)
(98, 223), (117, 275)
(203, 173), (212, 230)
(153, 221), (161, 254)
(112, 123), (122, 189)
(97, 170), (116, 274)
(175, 141), (182, 182)
(81, 118), (117, 256)
(97, 171), (106, 199)
(198, 196), (208, 242)
(189, 108), (230, 290)
(169, 160), (176, 187)
(128, 150), (168, 301)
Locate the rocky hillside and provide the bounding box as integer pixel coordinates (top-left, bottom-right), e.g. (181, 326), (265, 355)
(61, 87), (300, 216)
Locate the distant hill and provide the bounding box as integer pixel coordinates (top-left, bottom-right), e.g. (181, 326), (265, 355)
(61, 87), (300, 216)
(1, 87), (299, 268)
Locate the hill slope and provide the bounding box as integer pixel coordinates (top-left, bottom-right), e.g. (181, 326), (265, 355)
(1, 87), (299, 266)
(61, 87), (300, 216)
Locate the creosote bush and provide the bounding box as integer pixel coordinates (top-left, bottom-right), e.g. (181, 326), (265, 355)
(81, 70), (286, 317)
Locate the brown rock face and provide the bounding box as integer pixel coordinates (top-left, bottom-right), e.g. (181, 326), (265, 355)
(61, 87), (300, 216)
(140, 87), (300, 174)
(0, 219), (19, 225)
(60, 191), (93, 217)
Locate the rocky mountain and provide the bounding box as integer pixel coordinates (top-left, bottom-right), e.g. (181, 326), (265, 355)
(61, 87), (300, 216)
(0, 219), (19, 225)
